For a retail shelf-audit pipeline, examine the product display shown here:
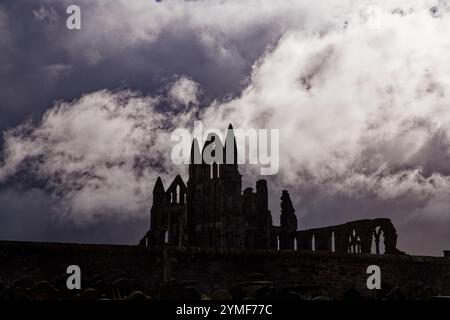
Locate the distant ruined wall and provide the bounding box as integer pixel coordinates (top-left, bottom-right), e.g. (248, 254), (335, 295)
(0, 241), (449, 299)
(295, 218), (402, 254)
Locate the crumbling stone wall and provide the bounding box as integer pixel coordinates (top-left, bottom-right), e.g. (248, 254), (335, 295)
(295, 218), (403, 254)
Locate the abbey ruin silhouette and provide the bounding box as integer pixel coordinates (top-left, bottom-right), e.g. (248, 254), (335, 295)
(140, 124), (402, 254)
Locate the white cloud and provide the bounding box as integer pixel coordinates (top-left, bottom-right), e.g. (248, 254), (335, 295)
(202, 1), (450, 187)
(0, 90), (193, 223)
(168, 76), (200, 108)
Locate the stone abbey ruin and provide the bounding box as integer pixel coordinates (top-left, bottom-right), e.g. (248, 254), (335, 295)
(139, 124), (403, 255)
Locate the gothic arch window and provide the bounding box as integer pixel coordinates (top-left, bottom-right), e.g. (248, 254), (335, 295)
(348, 229), (361, 253)
(176, 185), (181, 204)
(167, 175), (187, 205)
(331, 231), (336, 252)
(164, 230), (169, 244)
(372, 226), (386, 254)
(371, 233), (377, 254)
(312, 234), (316, 251)
(380, 231), (386, 254)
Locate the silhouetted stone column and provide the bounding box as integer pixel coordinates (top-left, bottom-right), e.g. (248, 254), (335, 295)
(280, 190), (297, 250)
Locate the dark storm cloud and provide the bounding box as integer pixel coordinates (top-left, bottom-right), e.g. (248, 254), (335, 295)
(0, 0), (290, 133)
(0, 186), (148, 244)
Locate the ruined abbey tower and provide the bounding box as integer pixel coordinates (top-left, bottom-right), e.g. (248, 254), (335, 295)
(140, 124), (297, 250)
(140, 124), (402, 255)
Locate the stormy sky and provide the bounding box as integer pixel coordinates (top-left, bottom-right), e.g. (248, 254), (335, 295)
(1, 0), (450, 256)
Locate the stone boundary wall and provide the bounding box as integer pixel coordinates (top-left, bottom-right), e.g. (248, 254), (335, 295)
(0, 240), (449, 298)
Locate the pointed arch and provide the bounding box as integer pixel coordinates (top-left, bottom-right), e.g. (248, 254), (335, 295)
(166, 175), (187, 205)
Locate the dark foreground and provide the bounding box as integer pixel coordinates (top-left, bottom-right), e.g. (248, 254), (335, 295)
(0, 240), (449, 300)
